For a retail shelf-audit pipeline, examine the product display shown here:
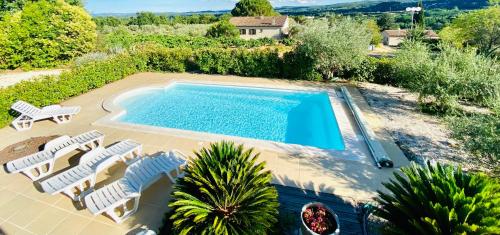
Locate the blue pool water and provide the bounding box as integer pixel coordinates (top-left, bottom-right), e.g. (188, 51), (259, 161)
(117, 83), (345, 150)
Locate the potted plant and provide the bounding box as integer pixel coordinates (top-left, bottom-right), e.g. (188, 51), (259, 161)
(301, 202), (340, 235)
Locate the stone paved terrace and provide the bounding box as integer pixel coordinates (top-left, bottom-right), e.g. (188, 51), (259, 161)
(0, 73), (408, 234)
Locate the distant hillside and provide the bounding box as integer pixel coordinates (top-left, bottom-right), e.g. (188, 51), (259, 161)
(91, 0), (489, 17)
(276, 0), (489, 16)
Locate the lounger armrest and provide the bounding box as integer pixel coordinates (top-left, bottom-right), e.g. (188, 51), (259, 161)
(80, 147), (105, 164)
(44, 135), (71, 150)
(41, 105), (62, 112)
(171, 149), (188, 160)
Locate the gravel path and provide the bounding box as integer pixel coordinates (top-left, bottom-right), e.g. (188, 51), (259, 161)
(357, 82), (492, 172)
(0, 69), (64, 88)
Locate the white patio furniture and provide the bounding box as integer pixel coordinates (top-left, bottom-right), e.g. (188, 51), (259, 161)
(5, 130), (104, 181)
(10, 100), (81, 131)
(84, 151), (187, 223)
(39, 140), (142, 201)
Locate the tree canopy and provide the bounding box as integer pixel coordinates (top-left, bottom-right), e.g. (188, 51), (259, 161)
(440, 6), (500, 57)
(127, 12), (168, 26)
(414, 0), (425, 28)
(293, 18), (371, 79)
(367, 19), (382, 45)
(377, 13), (396, 30)
(0, 0), (96, 69)
(231, 0), (278, 16)
(1, 0), (82, 13)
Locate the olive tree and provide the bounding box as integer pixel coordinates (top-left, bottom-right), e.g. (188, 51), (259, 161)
(440, 6), (500, 57)
(293, 18), (371, 79)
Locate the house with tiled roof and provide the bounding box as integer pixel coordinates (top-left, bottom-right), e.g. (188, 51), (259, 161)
(382, 29), (439, 46)
(229, 16), (289, 40)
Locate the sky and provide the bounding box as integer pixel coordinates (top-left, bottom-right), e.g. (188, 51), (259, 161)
(85, 0), (358, 14)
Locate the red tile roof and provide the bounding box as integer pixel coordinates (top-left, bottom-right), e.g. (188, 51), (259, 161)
(383, 29), (439, 39)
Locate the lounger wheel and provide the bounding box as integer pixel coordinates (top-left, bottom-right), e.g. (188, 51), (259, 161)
(22, 161), (55, 181)
(53, 114), (74, 124)
(12, 115), (34, 131)
(106, 196), (141, 224)
(61, 177), (96, 201)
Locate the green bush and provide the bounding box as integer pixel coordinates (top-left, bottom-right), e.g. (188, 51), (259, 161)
(231, 49), (282, 77)
(169, 141), (279, 234)
(347, 57), (396, 84)
(130, 43), (193, 72)
(0, 54), (145, 127)
(376, 161), (500, 234)
(392, 41), (500, 112)
(194, 48), (282, 77)
(282, 49), (321, 80)
(293, 18), (371, 80)
(206, 20), (239, 38)
(0, 0), (96, 69)
(446, 114), (500, 162)
(194, 48), (233, 74)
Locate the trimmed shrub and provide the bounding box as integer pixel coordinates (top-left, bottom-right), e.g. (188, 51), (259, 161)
(231, 49), (282, 77)
(130, 43), (193, 72)
(376, 161), (500, 234)
(193, 48), (282, 77)
(282, 49), (321, 80)
(194, 48), (233, 74)
(0, 0), (97, 69)
(169, 141), (279, 234)
(348, 57), (396, 84)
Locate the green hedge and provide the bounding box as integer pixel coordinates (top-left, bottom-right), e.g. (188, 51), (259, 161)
(130, 43), (193, 72)
(0, 54), (146, 127)
(194, 48), (282, 78)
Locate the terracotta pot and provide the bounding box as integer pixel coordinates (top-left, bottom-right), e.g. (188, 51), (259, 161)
(300, 202), (340, 235)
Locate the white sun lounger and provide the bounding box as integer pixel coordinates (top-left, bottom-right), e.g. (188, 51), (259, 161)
(5, 130), (104, 181)
(39, 140), (143, 201)
(11, 100), (81, 131)
(84, 151), (187, 223)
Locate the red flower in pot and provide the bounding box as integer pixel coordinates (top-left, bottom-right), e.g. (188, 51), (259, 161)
(301, 202), (340, 235)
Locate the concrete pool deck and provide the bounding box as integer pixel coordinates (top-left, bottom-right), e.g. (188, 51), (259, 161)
(0, 73), (409, 234)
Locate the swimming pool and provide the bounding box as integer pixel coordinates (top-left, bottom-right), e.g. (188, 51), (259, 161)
(116, 83), (345, 150)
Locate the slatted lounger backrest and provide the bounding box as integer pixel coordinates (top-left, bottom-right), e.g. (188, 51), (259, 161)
(11, 101), (42, 117)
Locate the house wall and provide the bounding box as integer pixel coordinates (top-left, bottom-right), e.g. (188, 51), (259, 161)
(382, 33), (404, 47)
(238, 26), (285, 40)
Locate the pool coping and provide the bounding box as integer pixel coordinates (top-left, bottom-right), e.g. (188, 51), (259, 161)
(93, 79), (372, 165)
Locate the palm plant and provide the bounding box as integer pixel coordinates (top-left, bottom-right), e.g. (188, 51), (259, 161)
(375, 161), (500, 235)
(169, 141), (279, 235)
